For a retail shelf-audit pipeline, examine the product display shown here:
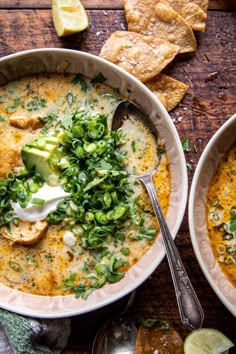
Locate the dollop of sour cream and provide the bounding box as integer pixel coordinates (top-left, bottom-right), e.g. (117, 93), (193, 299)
(11, 184), (70, 222)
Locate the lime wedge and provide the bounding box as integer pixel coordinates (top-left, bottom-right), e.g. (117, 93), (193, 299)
(184, 328), (234, 354)
(52, 0), (89, 37)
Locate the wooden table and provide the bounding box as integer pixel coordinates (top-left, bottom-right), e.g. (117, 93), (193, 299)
(0, 1), (235, 352)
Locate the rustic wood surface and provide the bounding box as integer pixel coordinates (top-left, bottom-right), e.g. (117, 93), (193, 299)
(0, 1), (236, 353)
(0, 0), (236, 9)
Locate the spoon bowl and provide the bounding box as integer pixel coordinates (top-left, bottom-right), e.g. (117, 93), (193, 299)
(92, 291), (137, 354)
(92, 318), (137, 354)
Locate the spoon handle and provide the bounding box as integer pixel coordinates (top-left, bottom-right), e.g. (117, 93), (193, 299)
(137, 173), (204, 330)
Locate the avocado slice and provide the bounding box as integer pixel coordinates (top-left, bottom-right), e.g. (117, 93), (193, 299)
(21, 134), (63, 186)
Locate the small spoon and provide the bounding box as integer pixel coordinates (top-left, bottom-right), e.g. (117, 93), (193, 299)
(111, 100), (204, 330)
(92, 291), (137, 354)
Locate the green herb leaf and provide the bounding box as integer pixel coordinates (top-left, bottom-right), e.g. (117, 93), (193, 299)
(182, 137), (190, 152)
(140, 316), (171, 329)
(31, 198), (45, 206)
(71, 74), (90, 92)
(229, 208), (236, 232)
(26, 96), (46, 111)
(59, 272), (77, 289)
(120, 247), (130, 256)
(91, 72), (107, 84)
(131, 140), (137, 152)
(39, 112), (57, 134)
(61, 113), (73, 130)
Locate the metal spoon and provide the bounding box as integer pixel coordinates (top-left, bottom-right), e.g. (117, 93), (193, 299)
(111, 101), (204, 330)
(92, 291), (137, 354)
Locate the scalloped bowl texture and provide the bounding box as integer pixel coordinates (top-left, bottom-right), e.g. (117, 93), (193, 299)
(0, 49), (188, 318)
(189, 113), (236, 317)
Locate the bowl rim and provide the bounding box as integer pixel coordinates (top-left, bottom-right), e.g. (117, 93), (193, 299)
(0, 48), (188, 317)
(188, 113), (236, 316)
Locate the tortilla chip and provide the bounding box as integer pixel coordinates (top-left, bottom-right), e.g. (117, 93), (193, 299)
(145, 73), (188, 111)
(99, 31), (179, 82)
(124, 0), (197, 53)
(165, 0), (208, 13)
(162, 0), (208, 31)
(135, 326), (184, 354)
(181, 3), (208, 32)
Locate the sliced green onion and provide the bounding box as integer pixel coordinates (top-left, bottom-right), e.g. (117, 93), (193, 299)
(95, 211), (108, 225)
(111, 191), (118, 204)
(120, 247), (130, 256)
(103, 192), (112, 208)
(113, 205), (126, 220)
(95, 263), (107, 275)
(85, 212), (94, 222)
(83, 142), (97, 154)
(72, 224), (84, 237)
(27, 180), (40, 193)
(9, 261), (21, 272)
(31, 198), (45, 206)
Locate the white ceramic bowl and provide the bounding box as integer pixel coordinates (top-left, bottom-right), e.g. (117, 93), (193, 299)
(189, 113), (236, 317)
(0, 48), (188, 318)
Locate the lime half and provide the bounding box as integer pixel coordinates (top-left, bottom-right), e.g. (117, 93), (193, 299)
(184, 328), (234, 354)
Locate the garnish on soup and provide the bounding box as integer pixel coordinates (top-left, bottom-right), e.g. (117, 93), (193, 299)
(0, 73), (170, 298)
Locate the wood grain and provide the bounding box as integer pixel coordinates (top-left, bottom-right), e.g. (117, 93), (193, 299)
(0, 2), (235, 353)
(0, 10), (235, 136)
(0, 0), (236, 10)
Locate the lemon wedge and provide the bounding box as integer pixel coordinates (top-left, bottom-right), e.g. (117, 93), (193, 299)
(52, 0), (89, 37)
(184, 328), (234, 354)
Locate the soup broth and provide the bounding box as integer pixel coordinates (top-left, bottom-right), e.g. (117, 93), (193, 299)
(206, 144), (236, 287)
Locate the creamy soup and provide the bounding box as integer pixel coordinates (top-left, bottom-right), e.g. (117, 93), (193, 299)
(0, 73), (170, 297)
(206, 144), (236, 287)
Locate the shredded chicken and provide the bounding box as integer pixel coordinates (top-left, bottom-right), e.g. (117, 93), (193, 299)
(0, 220), (48, 245)
(9, 116), (43, 130)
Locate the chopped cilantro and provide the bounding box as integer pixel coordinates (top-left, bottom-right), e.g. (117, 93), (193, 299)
(71, 74), (90, 92)
(39, 112), (57, 134)
(140, 316), (171, 329)
(91, 72), (107, 84)
(131, 140), (137, 152)
(26, 96), (46, 111)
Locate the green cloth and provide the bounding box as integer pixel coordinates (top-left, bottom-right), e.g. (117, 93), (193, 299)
(0, 308), (71, 354)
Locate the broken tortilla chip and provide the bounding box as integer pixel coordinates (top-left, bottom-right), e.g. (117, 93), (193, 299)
(162, 0), (208, 31)
(135, 326), (184, 354)
(99, 31), (179, 82)
(145, 73), (189, 111)
(123, 0), (197, 53)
